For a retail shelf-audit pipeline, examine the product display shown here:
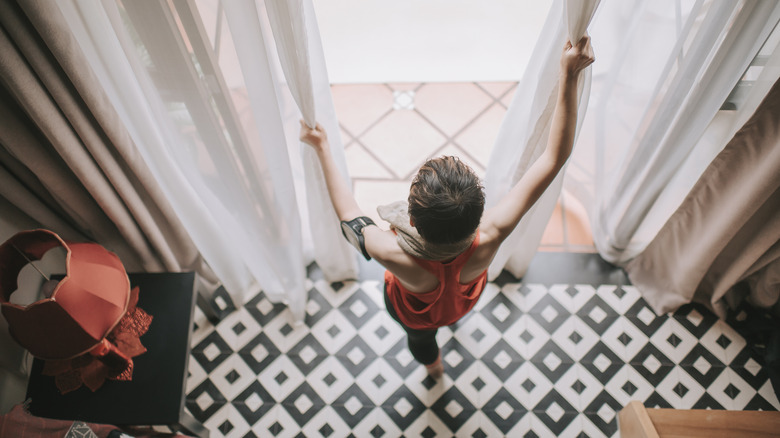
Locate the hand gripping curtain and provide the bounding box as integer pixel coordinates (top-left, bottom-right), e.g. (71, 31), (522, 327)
(55, 0), (341, 322)
(484, 0), (600, 280)
(226, 0), (358, 282)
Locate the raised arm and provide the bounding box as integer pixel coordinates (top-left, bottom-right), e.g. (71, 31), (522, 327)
(480, 36), (594, 244)
(299, 121), (363, 221)
(299, 121), (414, 270)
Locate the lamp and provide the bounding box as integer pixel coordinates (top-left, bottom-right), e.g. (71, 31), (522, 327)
(0, 229), (151, 393)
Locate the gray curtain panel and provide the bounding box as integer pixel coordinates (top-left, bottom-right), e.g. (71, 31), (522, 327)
(626, 77), (780, 318)
(0, 0), (208, 277)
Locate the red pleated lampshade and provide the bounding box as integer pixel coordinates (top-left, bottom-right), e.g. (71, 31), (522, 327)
(0, 229), (130, 360)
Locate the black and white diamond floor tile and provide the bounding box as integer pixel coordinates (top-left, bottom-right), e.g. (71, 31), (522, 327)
(203, 402), (252, 438)
(605, 365), (655, 408)
(758, 380), (780, 410)
(216, 308), (263, 352)
(510, 314), (549, 360)
(185, 261), (779, 437)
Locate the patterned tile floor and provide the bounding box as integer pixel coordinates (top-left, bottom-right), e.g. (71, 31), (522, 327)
(186, 254), (780, 437)
(182, 82), (778, 436)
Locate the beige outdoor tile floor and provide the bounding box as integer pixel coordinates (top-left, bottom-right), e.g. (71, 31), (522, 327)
(332, 82), (596, 252)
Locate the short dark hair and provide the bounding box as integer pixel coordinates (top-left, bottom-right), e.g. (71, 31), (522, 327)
(408, 156), (485, 245)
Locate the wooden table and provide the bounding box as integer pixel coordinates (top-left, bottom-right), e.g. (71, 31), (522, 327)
(618, 400), (780, 437)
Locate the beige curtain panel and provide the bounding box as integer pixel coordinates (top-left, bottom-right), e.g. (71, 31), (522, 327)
(626, 78), (780, 318)
(0, 0), (208, 277)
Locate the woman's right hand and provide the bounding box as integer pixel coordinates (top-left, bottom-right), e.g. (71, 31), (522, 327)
(561, 35), (595, 76)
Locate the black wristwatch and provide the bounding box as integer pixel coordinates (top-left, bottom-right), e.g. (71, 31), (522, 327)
(340, 216), (375, 260)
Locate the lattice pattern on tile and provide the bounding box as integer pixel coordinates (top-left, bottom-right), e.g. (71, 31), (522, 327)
(186, 266), (779, 437)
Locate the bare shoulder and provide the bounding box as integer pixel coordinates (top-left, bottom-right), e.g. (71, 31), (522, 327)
(461, 227), (502, 280)
(474, 226), (502, 262)
(363, 226), (438, 291)
(363, 226), (414, 267)
(477, 207), (506, 246)
(363, 226), (424, 274)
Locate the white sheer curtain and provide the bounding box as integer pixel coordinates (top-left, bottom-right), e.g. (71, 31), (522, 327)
(56, 0), (356, 323)
(484, 0), (600, 280)
(242, 0), (358, 282)
(567, 0), (780, 264)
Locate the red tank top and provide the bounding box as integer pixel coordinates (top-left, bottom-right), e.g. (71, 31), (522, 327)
(385, 233), (488, 330)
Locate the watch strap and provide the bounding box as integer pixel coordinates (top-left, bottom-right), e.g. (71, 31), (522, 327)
(341, 216), (375, 260)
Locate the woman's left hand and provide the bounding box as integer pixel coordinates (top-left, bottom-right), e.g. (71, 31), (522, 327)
(299, 120), (330, 154)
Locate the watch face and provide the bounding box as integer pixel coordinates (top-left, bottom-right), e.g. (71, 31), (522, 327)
(340, 218), (372, 260)
(341, 221), (361, 248)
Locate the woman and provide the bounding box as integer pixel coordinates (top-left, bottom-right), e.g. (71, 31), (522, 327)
(301, 36), (594, 377)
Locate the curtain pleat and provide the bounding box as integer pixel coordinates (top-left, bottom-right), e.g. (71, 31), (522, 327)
(484, 0), (600, 279)
(625, 78), (780, 317)
(215, 0), (309, 319)
(264, 0), (358, 282)
(0, 0), (204, 276)
(58, 0), (351, 321)
(22, 0), (200, 274)
(582, 0), (780, 264)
